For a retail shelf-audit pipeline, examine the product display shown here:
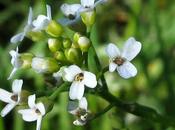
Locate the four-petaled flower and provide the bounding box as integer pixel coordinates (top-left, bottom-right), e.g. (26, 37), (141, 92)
(10, 7), (33, 44)
(63, 65), (97, 100)
(8, 47), (23, 79)
(79, 0), (107, 12)
(105, 37), (142, 79)
(18, 94), (45, 130)
(32, 5), (52, 31)
(60, 4), (82, 25)
(68, 97), (89, 126)
(0, 79), (23, 117)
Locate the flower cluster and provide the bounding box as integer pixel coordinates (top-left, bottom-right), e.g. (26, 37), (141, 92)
(0, 1), (142, 130)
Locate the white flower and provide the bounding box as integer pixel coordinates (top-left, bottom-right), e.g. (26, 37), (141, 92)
(105, 37), (142, 79)
(8, 47), (23, 79)
(32, 5), (52, 31)
(63, 65), (97, 100)
(68, 97), (88, 115)
(68, 97), (89, 126)
(10, 7), (33, 44)
(60, 4), (82, 26)
(0, 79), (23, 117)
(18, 94), (45, 130)
(79, 0), (107, 12)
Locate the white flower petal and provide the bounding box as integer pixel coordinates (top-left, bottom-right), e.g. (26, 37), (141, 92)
(67, 100), (79, 115)
(94, 0), (107, 7)
(109, 62), (117, 72)
(0, 89), (13, 103)
(116, 61), (137, 79)
(18, 109), (38, 122)
(10, 33), (25, 44)
(121, 37), (141, 61)
(79, 97), (87, 110)
(83, 71), (97, 88)
(64, 65), (82, 82)
(28, 94), (36, 108)
(105, 43), (121, 59)
(69, 82), (85, 100)
(8, 68), (18, 80)
(36, 103), (45, 116)
(27, 7), (33, 25)
(61, 4), (81, 17)
(32, 15), (50, 31)
(1, 103), (16, 117)
(81, 0), (95, 7)
(36, 116), (42, 130)
(46, 5), (52, 20)
(73, 119), (86, 126)
(12, 79), (23, 94)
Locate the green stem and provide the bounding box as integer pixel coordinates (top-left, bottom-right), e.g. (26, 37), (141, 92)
(49, 82), (69, 100)
(88, 103), (115, 122)
(97, 90), (175, 127)
(97, 66), (108, 79)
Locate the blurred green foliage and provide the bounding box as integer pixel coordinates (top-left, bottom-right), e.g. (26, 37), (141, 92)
(0, 0), (175, 130)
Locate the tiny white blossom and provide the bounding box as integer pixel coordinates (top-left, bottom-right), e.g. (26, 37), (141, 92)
(105, 37), (142, 79)
(60, 4), (82, 26)
(63, 65), (97, 100)
(10, 7), (33, 44)
(18, 94), (46, 130)
(0, 79), (23, 117)
(8, 47), (23, 79)
(68, 97), (89, 126)
(79, 0), (107, 12)
(32, 5), (52, 31)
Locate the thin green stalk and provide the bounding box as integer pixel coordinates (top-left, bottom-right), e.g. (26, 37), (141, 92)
(49, 82), (69, 100)
(88, 103), (115, 122)
(97, 89), (175, 127)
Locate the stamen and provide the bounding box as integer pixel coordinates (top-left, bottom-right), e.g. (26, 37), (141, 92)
(113, 57), (125, 66)
(75, 73), (84, 82)
(68, 14), (76, 20)
(11, 94), (18, 102)
(35, 109), (41, 114)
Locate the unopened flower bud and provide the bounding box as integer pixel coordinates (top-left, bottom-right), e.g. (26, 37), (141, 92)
(81, 10), (96, 29)
(31, 57), (60, 74)
(63, 38), (72, 48)
(46, 20), (63, 37)
(78, 36), (91, 52)
(27, 31), (46, 42)
(20, 53), (34, 68)
(48, 38), (62, 52)
(54, 51), (66, 62)
(64, 48), (82, 64)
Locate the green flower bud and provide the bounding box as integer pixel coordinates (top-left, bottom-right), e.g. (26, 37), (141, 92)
(63, 38), (72, 48)
(73, 32), (82, 43)
(64, 48), (82, 64)
(46, 20), (63, 37)
(20, 53), (34, 69)
(27, 31), (46, 42)
(37, 97), (54, 113)
(54, 51), (66, 62)
(48, 38), (62, 52)
(31, 57), (60, 74)
(78, 36), (91, 52)
(81, 10), (96, 29)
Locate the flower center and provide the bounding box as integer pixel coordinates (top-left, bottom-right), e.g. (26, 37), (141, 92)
(68, 14), (76, 20)
(11, 94), (18, 102)
(35, 109), (41, 114)
(113, 57), (125, 66)
(74, 73), (84, 82)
